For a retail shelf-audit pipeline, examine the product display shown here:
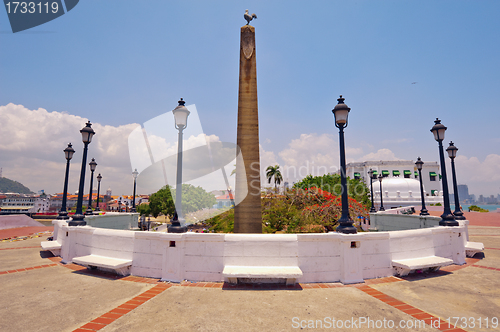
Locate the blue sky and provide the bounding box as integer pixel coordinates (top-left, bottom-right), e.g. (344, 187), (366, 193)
(1, 0), (499, 197)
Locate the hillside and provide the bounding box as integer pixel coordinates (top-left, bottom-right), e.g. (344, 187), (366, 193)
(0, 177), (34, 194)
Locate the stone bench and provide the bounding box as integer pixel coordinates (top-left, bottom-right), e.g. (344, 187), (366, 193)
(222, 266), (303, 285)
(222, 234), (302, 285)
(389, 228), (458, 277)
(72, 254), (133, 276)
(465, 242), (484, 258)
(41, 241), (62, 256)
(392, 256), (453, 276)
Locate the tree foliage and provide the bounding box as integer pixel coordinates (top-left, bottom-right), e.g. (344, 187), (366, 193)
(136, 203), (151, 216)
(266, 165), (283, 191)
(181, 184), (217, 213)
(292, 173), (371, 208)
(148, 184), (216, 218)
(205, 188), (369, 233)
(148, 186), (175, 218)
(0, 177), (34, 194)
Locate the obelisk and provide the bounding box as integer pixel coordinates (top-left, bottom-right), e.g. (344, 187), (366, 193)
(234, 24), (262, 233)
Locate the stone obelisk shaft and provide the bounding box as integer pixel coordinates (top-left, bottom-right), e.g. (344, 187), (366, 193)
(234, 25), (262, 233)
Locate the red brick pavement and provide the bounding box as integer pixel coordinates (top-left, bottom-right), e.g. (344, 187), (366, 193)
(0, 226), (53, 240)
(428, 210), (500, 227)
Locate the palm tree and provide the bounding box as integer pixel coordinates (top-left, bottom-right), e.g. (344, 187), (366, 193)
(266, 165), (283, 193)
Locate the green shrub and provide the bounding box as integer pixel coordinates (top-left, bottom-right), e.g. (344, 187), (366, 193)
(468, 205), (488, 212)
(204, 188), (368, 233)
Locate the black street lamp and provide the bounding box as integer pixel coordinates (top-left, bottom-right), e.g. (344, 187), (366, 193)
(446, 142), (465, 220)
(57, 143), (75, 220)
(415, 157), (429, 216)
(69, 121), (95, 226)
(85, 158), (97, 215)
(430, 118), (458, 226)
(95, 173), (102, 213)
(168, 98), (190, 233)
(368, 169), (377, 213)
(332, 95), (356, 234)
(131, 169), (138, 213)
(378, 173), (385, 211)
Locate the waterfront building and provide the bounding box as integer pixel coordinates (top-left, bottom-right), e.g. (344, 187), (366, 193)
(0, 193), (34, 214)
(346, 160), (444, 210)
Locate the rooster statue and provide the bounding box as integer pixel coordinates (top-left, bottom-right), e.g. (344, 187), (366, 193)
(244, 9), (257, 25)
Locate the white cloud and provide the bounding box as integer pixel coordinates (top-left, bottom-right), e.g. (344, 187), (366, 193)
(2, 104), (497, 198)
(450, 154), (500, 196)
(0, 103), (138, 195)
(277, 133), (340, 182)
(359, 148), (402, 162)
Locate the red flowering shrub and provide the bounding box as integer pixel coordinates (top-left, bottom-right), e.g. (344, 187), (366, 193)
(206, 188), (369, 233)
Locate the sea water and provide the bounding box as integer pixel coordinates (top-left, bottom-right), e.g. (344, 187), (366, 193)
(451, 204), (500, 212)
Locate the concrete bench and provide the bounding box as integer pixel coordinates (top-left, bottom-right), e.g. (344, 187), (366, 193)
(41, 241), (62, 256)
(222, 266), (303, 285)
(222, 234), (302, 285)
(389, 228), (458, 277)
(392, 256), (453, 276)
(465, 242), (484, 258)
(72, 254), (132, 276)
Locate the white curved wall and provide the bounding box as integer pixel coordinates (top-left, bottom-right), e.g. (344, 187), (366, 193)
(52, 220), (467, 284)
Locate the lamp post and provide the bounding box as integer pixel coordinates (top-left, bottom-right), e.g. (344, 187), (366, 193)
(378, 173), (385, 211)
(69, 121), (95, 226)
(168, 98), (190, 233)
(131, 169), (138, 213)
(85, 158), (97, 215)
(368, 169), (377, 213)
(415, 157), (429, 216)
(430, 118), (458, 226)
(95, 173), (102, 213)
(332, 95), (356, 234)
(57, 143), (75, 220)
(446, 142), (465, 220)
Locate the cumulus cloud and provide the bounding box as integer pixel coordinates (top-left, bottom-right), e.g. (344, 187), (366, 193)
(360, 148), (402, 162)
(449, 154), (500, 196)
(2, 104), (497, 198)
(0, 103), (138, 195)
(277, 133), (340, 182)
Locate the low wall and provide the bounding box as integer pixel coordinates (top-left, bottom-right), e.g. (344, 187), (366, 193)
(84, 212), (139, 230)
(369, 212), (441, 231)
(52, 220), (467, 284)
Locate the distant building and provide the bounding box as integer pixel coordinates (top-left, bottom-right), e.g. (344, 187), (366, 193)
(0, 193), (35, 214)
(346, 160), (442, 196)
(346, 160), (444, 210)
(457, 184), (470, 203)
(214, 191), (234, 209)
(32, 195), (50, 213)
(49, 193), (79, 212)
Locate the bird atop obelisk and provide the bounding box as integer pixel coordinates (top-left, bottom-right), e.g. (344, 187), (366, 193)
(244, 9), (257, 25)
(234, 11), (262, 233)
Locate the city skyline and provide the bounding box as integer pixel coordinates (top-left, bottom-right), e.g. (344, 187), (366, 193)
(1, 1), (499, 197)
